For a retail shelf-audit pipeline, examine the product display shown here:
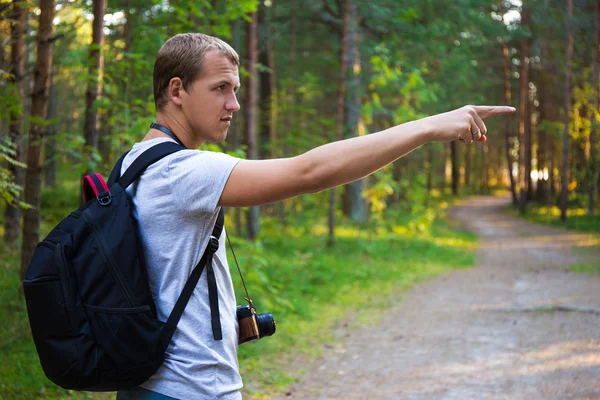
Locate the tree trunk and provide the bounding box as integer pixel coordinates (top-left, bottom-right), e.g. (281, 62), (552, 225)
(344, 0), (366, 223)
(501, 40), (518, 206)
(231, 19), (243, 236)
(535, 68), (547, 202)
(44, 65), (57, 188)
(328, 0), (350, 247)
(268, 1), (277, 159)
(4, 0), (26, 246)
(482, 144), (490, 193)
(518, 1), (531, 214)
(425, 145), (433, 206)
(20, 0), (55, 278)
(82, 0), (107, 186)
(245, 12), (260, 240)
(0, 12), (5, 70)
(279, 0), (297, 227)
(257, 0), (278, 161)
(123, 7), (134, 149)
(589, 0), (599, 215)
(439, 144), (448, 193)
(23, 12), (34, 132)
(549, 136), (556, 202)
(526, 76), (533, 201)
(560, 0), (574, 221)
(258, 3), (271, 159)
(450, 142), (458, 195)
(476, 145), (483, 193)
(464, 142), (471, 191)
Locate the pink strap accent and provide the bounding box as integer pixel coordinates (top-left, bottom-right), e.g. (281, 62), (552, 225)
(95, 173), (109, 192)
(83, 176), (99, 201)
(82, 173), (110, 203)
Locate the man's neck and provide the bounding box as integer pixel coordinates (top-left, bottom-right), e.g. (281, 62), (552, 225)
(143, 113), (197, 148)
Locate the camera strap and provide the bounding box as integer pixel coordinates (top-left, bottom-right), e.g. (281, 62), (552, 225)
(226, 230), (255, 310)
(150, 122), (186, 148)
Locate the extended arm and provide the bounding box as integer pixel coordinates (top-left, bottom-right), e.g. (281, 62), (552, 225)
(218, 105), (515, 208)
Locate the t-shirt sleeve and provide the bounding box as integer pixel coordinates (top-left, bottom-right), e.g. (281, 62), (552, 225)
(168, 150), (241, 215)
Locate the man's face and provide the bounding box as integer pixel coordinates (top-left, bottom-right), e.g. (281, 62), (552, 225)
(180, 50), (241, 144)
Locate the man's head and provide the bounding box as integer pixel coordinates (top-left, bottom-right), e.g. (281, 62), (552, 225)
(153, 33), (239, 112)
(153, 33), (241, 146)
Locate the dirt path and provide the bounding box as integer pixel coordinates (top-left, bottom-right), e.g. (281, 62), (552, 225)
(271, 196), (600, 400)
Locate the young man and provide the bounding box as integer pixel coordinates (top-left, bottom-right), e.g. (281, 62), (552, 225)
(116, 33), (515, 400)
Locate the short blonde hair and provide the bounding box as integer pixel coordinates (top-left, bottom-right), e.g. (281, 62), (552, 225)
(153, 33), (240, 112)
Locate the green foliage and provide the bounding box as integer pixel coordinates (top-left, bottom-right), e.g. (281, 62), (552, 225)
(363, 166), (395, 222)
(507, 202), (600, 234)
(404, 172), (439, 233)
(0, 81), (22, 124)
(0, 138), (26, 207)
(569, 262), (600, 275)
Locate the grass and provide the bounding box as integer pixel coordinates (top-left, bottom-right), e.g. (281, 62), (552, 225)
(0, 178), (477, 399)
(506, 202), (600, 234)
(569, 263), (600, 275)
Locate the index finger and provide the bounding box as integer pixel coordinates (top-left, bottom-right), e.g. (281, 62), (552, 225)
(472, 106), (516, 119)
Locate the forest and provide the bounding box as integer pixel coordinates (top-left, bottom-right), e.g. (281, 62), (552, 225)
(0, 0), (599, 399)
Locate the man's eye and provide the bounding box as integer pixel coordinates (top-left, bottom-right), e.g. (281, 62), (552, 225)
(217, 85), (226, 91)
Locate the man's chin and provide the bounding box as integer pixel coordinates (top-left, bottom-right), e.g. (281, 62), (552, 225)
(219, 127), (230, 142)
(206, 130), (228, 144)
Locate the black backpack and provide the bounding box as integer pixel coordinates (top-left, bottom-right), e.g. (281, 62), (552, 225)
(22, 142), (225, 391)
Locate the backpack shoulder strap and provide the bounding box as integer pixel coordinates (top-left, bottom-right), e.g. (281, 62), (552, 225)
(162, 208), (225, 344)
(107, 151), (129, 187)
(113, 142), (184, 190)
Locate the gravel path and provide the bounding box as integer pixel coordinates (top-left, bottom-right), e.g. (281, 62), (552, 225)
(271, 196), (600, 400)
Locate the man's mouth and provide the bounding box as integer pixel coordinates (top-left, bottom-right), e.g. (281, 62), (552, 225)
(220, 117), (232, 127)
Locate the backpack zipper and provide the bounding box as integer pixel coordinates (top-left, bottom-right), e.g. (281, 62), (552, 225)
(55, 242), (73, 311)
(82, 208), (135, 307)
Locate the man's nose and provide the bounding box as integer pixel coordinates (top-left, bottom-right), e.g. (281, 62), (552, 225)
(226, 93), (241, 112)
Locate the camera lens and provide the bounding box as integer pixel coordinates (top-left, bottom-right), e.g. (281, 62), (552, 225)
(256, 312), (276, 337)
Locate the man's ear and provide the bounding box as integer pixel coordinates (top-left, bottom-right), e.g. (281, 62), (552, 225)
(168, 77), (184, 106)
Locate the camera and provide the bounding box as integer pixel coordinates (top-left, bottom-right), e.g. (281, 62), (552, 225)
(236, 305), (276, 345)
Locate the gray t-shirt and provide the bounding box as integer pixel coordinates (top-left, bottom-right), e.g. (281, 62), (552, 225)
(121, 138), (242, 400)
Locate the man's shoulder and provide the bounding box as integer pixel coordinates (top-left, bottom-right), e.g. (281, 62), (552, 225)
(167, 147), (241, 172)
(122, 139), (240, 184)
